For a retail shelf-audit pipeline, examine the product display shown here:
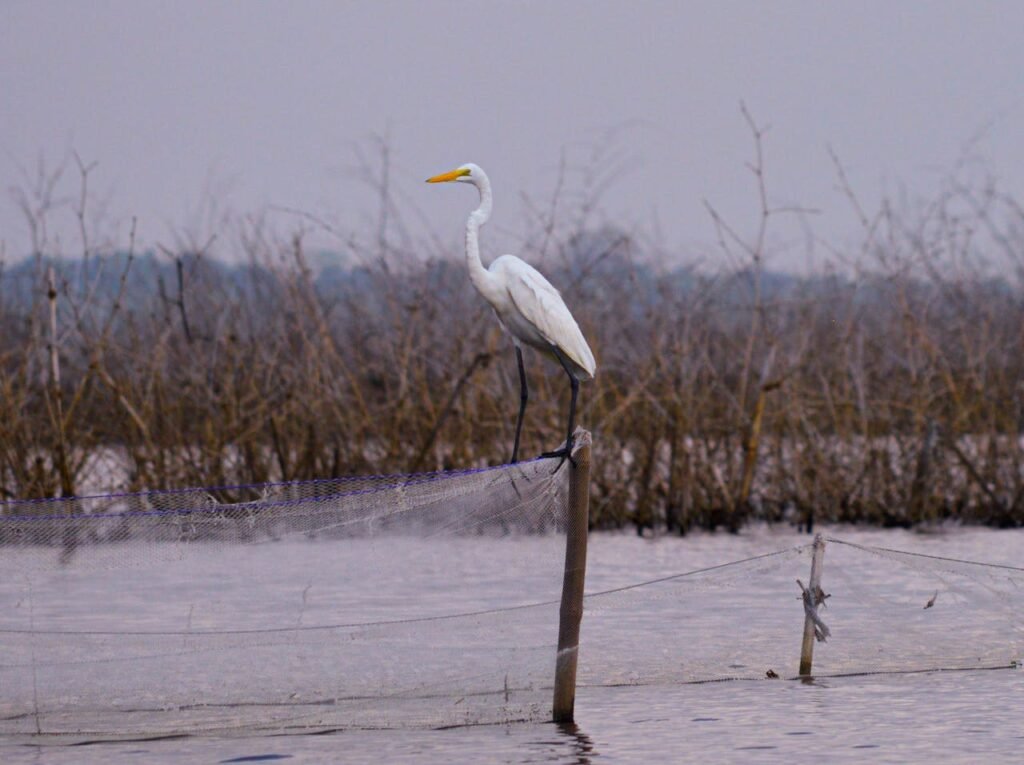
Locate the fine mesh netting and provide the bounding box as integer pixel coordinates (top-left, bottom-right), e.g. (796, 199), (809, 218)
(3, 458), (1023, 743)
(813, 537), (1024, 676)
(1, 459), (570, 740)
(578, 545), (813, 686)
(578, 534), (1023, 689)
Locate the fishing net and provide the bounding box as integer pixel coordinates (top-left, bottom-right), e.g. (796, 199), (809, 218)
(3, 451), (1022, 743)
(578, 542), (813, 687)
(812, 537), (1024, 676)
(578, 533), (1023, 689)
(0, 458), (571, 741)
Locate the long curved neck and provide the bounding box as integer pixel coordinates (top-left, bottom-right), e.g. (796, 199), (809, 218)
(465, 173), (500, 301)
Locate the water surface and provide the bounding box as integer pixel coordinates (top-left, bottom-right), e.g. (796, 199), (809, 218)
(3, 527), (1021, 763)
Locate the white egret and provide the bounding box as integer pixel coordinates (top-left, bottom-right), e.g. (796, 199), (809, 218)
(427, 163), (596, 463)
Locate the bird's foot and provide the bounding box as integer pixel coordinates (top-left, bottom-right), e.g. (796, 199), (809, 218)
(540, 439), (577, 472)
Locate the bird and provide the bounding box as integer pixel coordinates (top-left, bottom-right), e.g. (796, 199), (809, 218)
(426, 163), (596, 464)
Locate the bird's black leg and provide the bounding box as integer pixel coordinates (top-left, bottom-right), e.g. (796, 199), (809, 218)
(540, 348), (579, 468)
(511, 345), (528, 463)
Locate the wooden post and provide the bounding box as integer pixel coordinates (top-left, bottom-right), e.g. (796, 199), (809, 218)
(799, 534), (827, 676)
(552, 428), (591, 723)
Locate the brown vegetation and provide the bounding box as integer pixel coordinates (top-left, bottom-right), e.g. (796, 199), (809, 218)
(3, 126), (1024, 531)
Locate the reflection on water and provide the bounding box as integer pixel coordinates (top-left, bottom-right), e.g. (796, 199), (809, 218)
(555, 722), (596, 765)
(2, 527), (1022, 764)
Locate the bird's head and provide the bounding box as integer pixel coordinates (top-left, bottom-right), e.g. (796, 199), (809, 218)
(426, 163), (482, 186)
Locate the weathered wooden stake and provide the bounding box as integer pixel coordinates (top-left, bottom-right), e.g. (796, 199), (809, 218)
(799, 533), (827, 676)
(552, 428), (591, 723)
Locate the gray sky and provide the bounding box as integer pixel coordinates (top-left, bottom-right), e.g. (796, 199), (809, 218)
(3, 0), (1023, 271)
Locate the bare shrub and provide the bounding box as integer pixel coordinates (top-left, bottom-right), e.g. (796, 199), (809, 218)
(3, 131), (1024, 532)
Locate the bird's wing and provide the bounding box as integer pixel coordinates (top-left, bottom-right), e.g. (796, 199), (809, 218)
(497, 256), (596, 378)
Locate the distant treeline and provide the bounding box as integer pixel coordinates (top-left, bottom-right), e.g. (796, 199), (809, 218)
(3, 150), (1024, 531)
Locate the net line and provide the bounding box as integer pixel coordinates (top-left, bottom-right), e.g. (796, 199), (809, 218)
(583, 545), (806, 598)
(5, 528), (1017, 637)
(0, 544), (813, 637)
(825, 537), (1024, 573)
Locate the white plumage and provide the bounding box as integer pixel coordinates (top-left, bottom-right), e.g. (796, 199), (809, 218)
(427, 163), (596, 462)
(489, 254), (596, 379)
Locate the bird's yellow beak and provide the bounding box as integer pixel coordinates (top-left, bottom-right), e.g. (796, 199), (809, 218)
(426, 167), (471, 183)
